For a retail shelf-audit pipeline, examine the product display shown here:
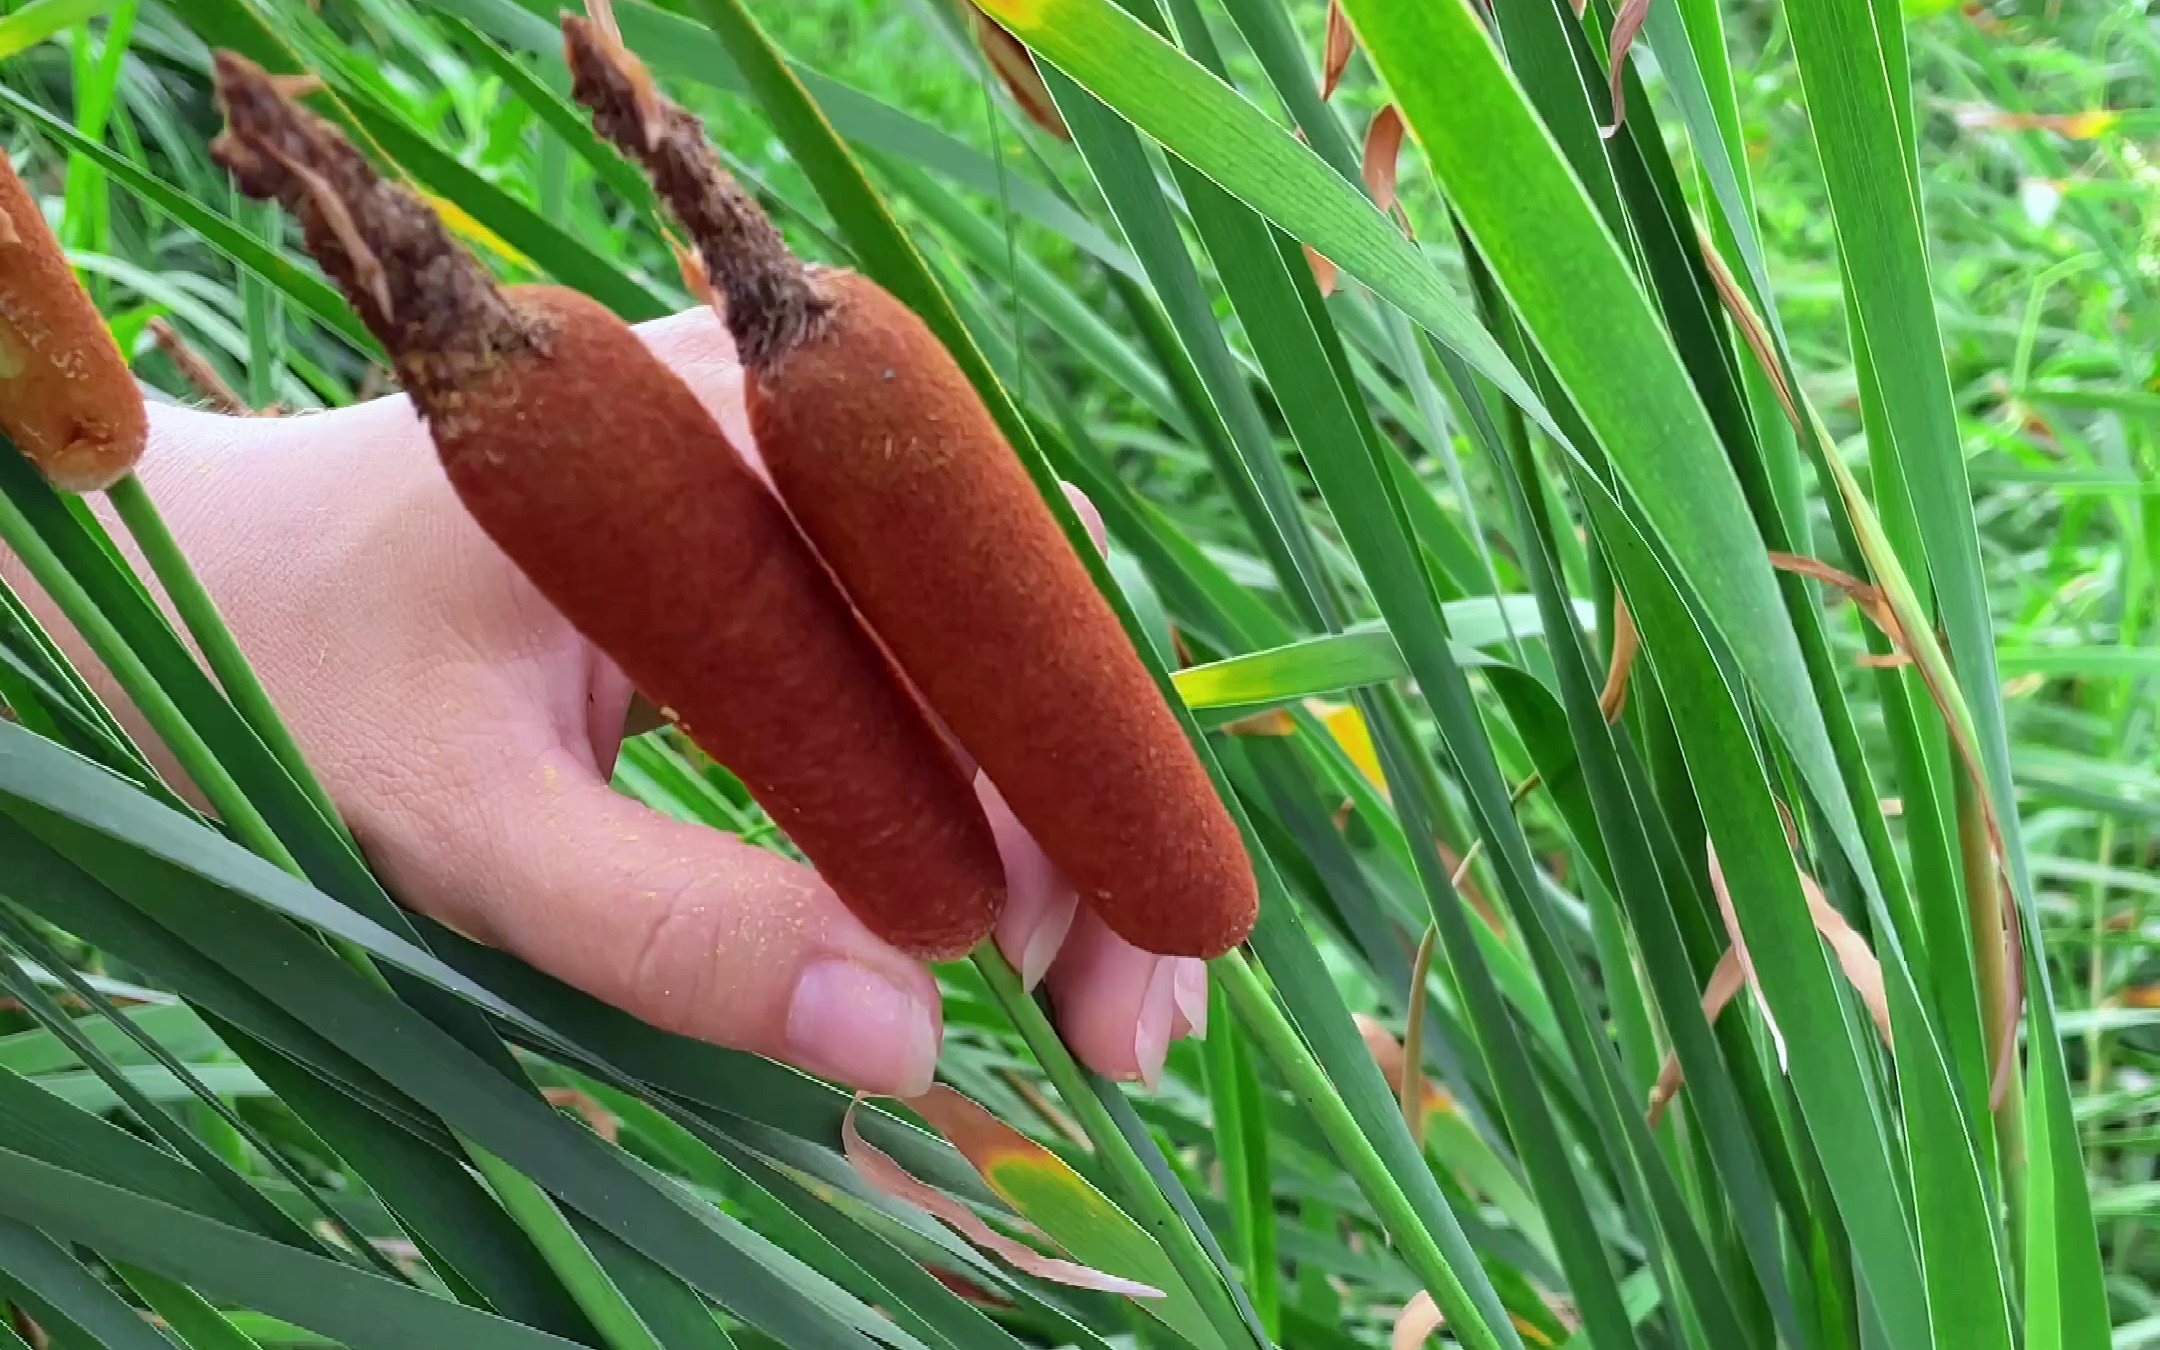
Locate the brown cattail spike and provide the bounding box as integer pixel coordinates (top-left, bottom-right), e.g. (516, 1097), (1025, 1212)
(568, 27), (1259, 959)
(209, 50), (1009, 960)
(0, 153), (147, 492)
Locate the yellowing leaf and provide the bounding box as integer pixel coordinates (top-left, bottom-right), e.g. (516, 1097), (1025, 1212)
(2061, 110), (2120, 139)
(421, 192), (532, 273)
(0, 0), (107, 63)
(1951, 106), (2120, 139)
(1313, 699), (1387, 796)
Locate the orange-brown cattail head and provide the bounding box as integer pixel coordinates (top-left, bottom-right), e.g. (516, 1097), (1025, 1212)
(0, 154), (146, 492)
(210, 50), (1008, 959)
(566, 22), (1257, 958)
(749, 272), (1257, 957)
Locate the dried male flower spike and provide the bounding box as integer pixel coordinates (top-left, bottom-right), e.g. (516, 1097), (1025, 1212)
(0, 153), (146, 492)
(209, 51), (1008, 959)
(566, 19), (1258, 959)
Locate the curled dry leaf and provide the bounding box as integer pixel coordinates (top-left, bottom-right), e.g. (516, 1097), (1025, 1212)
(542, 1087), (620, 1143)
(1702, 223), (2026, 1105)
(1321, 0), (1354, 101)
(1796, 869), (1893, 1049)
(1399, 924), (1440, 1146)
(1768, 548), (2024, 1104)
(1598, 597), (1639, 723)
(962, 2), (1070, 141)
(1599, 0), (1653, 139)
(1394, 1290), (1444, 1350)
(1437, 837), (1506, 936)
(1706, 842), (1788, 1069)
(1694, 222), (1799, 430)
(1647, 946), (1746, 1128)
(840, 1095), (1164, 1298)
(1394, 1289), (1566, 1349)
(1668, 838), (1894, 1125)
(1767, 552), (1899, 634)
(1363, 104), (1409, 234)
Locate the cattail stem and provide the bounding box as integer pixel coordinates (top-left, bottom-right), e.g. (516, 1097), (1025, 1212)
(208, 52), (538, 408)
(0, 471), (298, 873)
(104, 473), (345, 832)
(561, 15), (827, 369)
(147, 319), (249, 415)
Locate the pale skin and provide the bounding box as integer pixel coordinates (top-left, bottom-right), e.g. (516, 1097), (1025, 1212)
(7, 307), (1206, 1097)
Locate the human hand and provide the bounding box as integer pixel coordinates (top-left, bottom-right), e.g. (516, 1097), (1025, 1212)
(9, 307), (1206, 1097)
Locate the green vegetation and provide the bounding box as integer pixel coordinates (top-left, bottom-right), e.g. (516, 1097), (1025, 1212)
(1, 0), (2157, 1346)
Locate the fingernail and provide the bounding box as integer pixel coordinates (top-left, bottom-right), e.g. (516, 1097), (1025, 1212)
(1134, 959), (1177, 1090)
(1015, 891), (1078, 991)
(1173, 958), (1208, 1041)
(787, 960), (939, 1097)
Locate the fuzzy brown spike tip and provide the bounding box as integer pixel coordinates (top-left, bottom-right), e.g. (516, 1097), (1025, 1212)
(560, 14), (826, 368)
(207, 50), (537, 409)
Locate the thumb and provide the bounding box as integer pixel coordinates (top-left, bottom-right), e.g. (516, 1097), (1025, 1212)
(389, 731), (945, 1098)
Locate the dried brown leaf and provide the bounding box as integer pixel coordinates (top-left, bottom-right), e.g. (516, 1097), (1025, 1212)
(1400, 923), (1439, 1146)
(1706, 842), (1788, 1068)
(1598, 597), (1638, 723)
(1354, 1014), (1453, 1121)
(542, 1087), (620, 1143)
(1797, 869), (1893, 1049)
(1599, 0), (1652, 138)
(1321, 0), (1354, 100)
(1647, 945), (1746, 1128)
(1700, 221), (2026, 1110)
(965, 5), (1070, 140)
(1394, 1291), (1444, 1350)
(1306, 245), (1340, 298)
(1363, 104), (1408, 231)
